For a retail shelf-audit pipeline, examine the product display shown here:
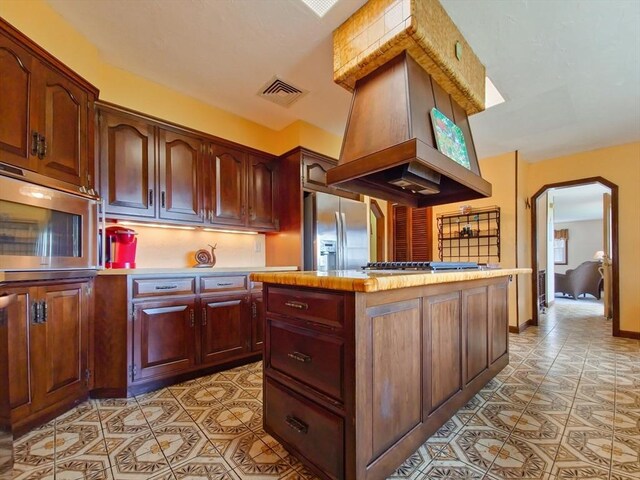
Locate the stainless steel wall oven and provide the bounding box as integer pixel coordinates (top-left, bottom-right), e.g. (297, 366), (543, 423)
(0, 165), (98, 273)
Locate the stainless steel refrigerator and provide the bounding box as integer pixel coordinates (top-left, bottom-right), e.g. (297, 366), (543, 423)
(304, 192), (369, 271)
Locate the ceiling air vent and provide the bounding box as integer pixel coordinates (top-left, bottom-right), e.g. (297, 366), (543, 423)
(257, 76), (308, 108)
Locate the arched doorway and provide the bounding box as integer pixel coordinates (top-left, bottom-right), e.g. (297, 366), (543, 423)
(530, 176), (620, 335)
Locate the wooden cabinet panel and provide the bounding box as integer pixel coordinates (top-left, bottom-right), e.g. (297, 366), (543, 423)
(251, 292), (264, 352)
(159, 129), (202, 222)
(367, 299), (422, 459)
(425, 291), (461, 411)
(5, 288), (32, 412)
(133, 299), (196, 382)
(209, 145), (246, 226)
(39, 66), (88, 186)
(0, 36), (37, 171)
(489, 282), (508, 363)
(393, 206), (409, 261)
(463, 287), (489, 383)
(199, 294), (249, 365)
(265, 378), (344, 480)
(302, 154), (334, 192)
(268, 319), (343, 401)
(248, 154), (277, 230)
(99, 110), (156, 217)
(31, 283), (88, 407)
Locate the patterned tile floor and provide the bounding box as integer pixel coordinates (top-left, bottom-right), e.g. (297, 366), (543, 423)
(12, 297), (640, 479)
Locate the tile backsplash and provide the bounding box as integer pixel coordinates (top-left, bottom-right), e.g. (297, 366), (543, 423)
(108, 223), (266, 268)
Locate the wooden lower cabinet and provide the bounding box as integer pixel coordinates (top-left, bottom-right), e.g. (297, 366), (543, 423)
(95, 273), (262, 396)
(4, 280), (91, 434)
(132, 299), (197, 383)
(263, 276), (510, 480)
(200, 294), (250, 365)
(251, 291), (264, 352)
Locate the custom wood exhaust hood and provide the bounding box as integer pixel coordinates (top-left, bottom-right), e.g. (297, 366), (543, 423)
(327, 0), (492, 208)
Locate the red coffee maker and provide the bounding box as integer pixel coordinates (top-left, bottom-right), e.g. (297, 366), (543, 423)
(105, 226), (137, 269)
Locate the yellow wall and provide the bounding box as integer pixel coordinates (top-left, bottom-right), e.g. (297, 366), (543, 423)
(0, 0), (342, 158)
(527, 142), (640, 334)
(432, 152), (522, 328)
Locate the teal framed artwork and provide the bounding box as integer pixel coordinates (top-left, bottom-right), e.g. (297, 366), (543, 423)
(430, 108), (471, 170)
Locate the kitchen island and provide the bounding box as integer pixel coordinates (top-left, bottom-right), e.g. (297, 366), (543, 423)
(251, 268), (529, 480)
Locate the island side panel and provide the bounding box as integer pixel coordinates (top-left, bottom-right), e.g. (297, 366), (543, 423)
(356, 276), (510, 480)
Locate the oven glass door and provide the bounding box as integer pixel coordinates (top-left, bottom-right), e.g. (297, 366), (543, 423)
(0, 176), (97, 270)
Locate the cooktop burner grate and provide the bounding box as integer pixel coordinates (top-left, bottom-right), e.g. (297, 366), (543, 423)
(362, 261), (480, 271)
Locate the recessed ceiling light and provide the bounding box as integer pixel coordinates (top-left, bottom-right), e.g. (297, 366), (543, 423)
(300, 0), (339, 17)
(485, 76), (505, 109)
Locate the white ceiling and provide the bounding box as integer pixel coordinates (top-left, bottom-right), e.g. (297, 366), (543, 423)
(552, 183), (610, 223)
(46, 0), (640, 162)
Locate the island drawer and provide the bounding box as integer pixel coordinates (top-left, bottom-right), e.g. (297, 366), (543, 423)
(132, 277), (195, 298)
(266, 286), (344, 330)
(268, 320), (344, 402)
(265, 377), (344, 480)
(201, 275), (248, 293)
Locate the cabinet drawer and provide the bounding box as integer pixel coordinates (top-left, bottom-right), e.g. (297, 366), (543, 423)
(268, 320), (343, 401)
(267, 287), (344, 330)
(132, 278), (195, 298)
(265, 378), (344, 480)
(201, 275), (247, 293)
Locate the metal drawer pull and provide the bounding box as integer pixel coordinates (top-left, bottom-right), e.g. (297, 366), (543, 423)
(155, 284), (178, 290)
(288, 352), (312, 363)
(284, 300), (308, 310)
(285, 415), (308, 434)
(217, 282), (234, 286)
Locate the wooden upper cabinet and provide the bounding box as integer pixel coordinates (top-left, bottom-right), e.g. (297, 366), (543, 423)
(0, 35), (38, 171)
(39, 64), (88, 186)
(301, 150), (360, 200)
(248, 154), (277, 230)
(99, 109), (156, 217)
(302, 152), (334, 192)
(159, 129), (202, 223)
(209, 145), (247, 227)
(0, 22), (97, 189)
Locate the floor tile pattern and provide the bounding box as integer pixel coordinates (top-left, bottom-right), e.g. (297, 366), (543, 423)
(12, 298), (639, 479)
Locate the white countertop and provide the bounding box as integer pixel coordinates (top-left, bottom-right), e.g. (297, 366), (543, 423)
(97, 266), (298, 276)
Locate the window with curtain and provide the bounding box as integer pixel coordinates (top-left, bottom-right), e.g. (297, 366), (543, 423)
(554, 229), (568, 265)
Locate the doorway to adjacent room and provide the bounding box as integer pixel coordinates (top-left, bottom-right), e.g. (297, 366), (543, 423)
(531, 177), (620, 336)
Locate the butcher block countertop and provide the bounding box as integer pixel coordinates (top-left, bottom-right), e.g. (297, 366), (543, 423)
(250, 268), (531, 293)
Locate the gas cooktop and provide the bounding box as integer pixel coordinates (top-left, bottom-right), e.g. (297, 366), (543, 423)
(362, 261), (480, 271)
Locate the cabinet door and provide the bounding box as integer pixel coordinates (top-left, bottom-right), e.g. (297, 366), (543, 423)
(302, 153), (334, 192)
(251, 292), (264, 352)
(30, 283), (89, 408)
(99, 109), (156, 218)
(39, 64), (88, 186)
(159, 129), (203, 223)
(132, 299), (196, 383)
(248, 154), (277, 230)
(210, 145), (246, 226)
(0, 35), (39, 171)
(199, 294), (250, 365)
(4, 286), (34, 416)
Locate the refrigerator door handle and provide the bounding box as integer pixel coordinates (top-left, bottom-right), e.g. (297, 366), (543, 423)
(335, 211), (342, 270)
(341, 212), (347, 269)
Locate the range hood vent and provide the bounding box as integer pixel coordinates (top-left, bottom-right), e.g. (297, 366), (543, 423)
(327, 52), (491, 208)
